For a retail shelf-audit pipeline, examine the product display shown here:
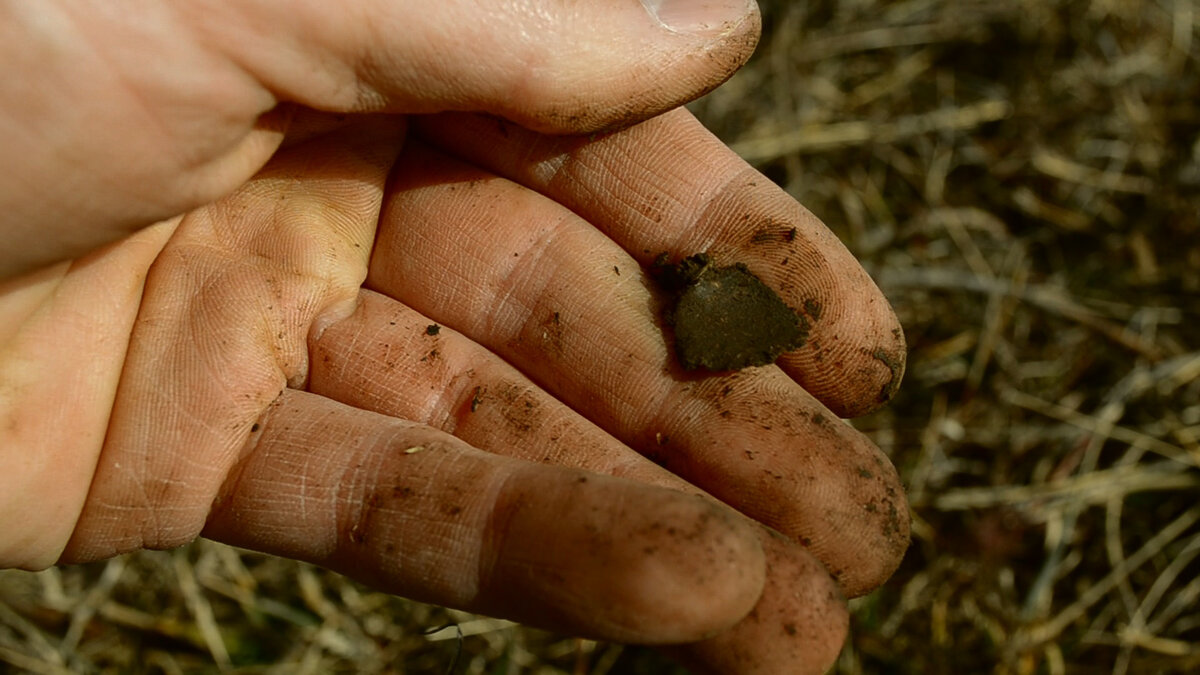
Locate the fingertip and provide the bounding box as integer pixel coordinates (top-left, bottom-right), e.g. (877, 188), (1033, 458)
(500, 2), (762, 134)
(479, 472), (767, 643)
(668, 532), (849, 675)
(642, 0), (758, 36)
(785, 307), (908, 419)
(668, 370), (911, 599)
(691, 171), (908, 419)
(815, 451), (911, 599)
(213, 0), (760, 136)
(773, 427), (911, 598)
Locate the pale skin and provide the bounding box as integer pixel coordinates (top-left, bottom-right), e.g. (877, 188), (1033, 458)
(0, 1), (909, 673)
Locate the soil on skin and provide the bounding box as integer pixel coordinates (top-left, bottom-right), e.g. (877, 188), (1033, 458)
(654, 253), (806, 371)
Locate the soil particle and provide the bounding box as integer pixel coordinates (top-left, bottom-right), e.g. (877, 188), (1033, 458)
(870, 347), (905, 403)
(496, 383), (540, 434)
(425, 324), (440, 336)
(750, 226), (797, 245)
(652, 253), (807, 372)
(539, 311), (565, 355)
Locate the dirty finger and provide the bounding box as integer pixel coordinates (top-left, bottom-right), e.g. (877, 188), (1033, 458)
(414, 109), (906, 418)
(366, 143), (909, 596)
(310, 289), (848, 673)
(204, 389), (767, 645)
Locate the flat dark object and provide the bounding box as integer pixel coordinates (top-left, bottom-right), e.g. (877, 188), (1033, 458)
(660, 254), (805, 371)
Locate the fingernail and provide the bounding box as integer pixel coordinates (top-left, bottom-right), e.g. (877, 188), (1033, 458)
(642, 0), (756, 35)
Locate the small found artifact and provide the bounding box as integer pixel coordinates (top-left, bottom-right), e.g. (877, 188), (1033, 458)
(652, 253), (806, 372)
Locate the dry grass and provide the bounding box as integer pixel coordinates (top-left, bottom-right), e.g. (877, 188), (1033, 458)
(3, 0), (1199, 673)
(694, 1), (1200, 672)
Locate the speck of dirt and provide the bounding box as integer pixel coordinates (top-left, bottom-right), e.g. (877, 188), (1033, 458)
(470, 386), (484, 412)
(250, 423), (260, 433)
(750, 226), (797, 245)
(652, 252), (806, 372)
(425, 324), (441, 336)
(496, 384), (539, 433)
(871, 348), (905, 403)
(539, 311), (566, 354)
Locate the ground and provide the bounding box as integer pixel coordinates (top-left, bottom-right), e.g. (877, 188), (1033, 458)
(2, 0), (1198, 673)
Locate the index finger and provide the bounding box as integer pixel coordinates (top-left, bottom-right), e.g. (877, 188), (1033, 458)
(414, 109), (906, 418)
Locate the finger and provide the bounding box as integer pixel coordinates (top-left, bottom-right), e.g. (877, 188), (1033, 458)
(367, 143), (909, 597)
(0, 221), (173, 568)
(312, 290), (687, 487)
(181, 0), (760, 133)
(60, 117), (404, 562)
(671, 533), (848, 675)
(203, 388), (767, 645)
(311, 289), (850, 671)
(415, 109), (907, 418)
(3, 1), (757, 279)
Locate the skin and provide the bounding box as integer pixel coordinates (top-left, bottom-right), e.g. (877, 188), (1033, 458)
(0, 1), (908, 673)
(0, 0), (761, 279)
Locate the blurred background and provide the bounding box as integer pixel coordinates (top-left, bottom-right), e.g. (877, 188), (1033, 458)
(3, 0), (1198, 673)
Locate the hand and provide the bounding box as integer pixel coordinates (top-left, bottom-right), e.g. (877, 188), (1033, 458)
(0, 0), (761, 571)
(372, 110), (911, 672)
(0, 3), (911, 673)
(1, 108), (908, 673)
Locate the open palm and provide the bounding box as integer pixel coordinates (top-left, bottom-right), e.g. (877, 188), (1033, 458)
(2, 109), (907, 673)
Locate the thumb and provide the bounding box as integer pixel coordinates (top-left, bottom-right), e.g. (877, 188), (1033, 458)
(0, 0), (758, 278)
(188, 0), (761, 132)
